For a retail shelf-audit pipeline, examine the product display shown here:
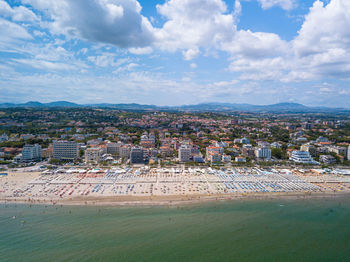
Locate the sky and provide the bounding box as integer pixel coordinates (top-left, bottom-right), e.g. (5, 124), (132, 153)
(0, 0), (350, 107)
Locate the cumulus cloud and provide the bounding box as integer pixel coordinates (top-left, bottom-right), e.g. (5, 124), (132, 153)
(290, 0), (350, 80)
(0, 0), (38, 21)
(155, 0), (236, 59)
(222, 30), (289, 58)
(154, 0), (290, 62)
(1, 0), (350, 106)
(294, 0), (350, 57)
(23, 0), (155, 48)
(222, 0), (350, 82)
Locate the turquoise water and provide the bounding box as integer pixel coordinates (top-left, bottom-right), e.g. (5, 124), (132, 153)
(1, 198), (350, 261)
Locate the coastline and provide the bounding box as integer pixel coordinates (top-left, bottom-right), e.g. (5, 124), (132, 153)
(2, 191), (349, 207)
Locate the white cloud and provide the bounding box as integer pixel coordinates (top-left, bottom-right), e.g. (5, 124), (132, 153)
(222, 30), (289, 58)
(0, 17), (32, 42)
(155, 0), (236, 54)
(128, 46), (153, 55)
(0, 0), (38, 21)
(255, 0), (296, 10)
(290, 0), (350, 80)
(13, 58), (77, 71)
(182, 48), (200, 60)
(230, 57), (286, 81)
(294, 0), (350, 58)
(190, 63), (197, 69)
(213, 80), (239, 87)
(113, 62), (139, 73)
(88, 54), (133, 68)
(33, 30), (47, 37)
(1, 0), (350, 107)
(23, 0), (155, 48)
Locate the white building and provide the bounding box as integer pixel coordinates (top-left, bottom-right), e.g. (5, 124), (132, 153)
(255, 147), (271, 160)
(53, 141), (78, 160)
(0, 148), (4, 160)
(206, 146), (224, 161)
(179, 145), (192, 162)
(290, 151), (318, 164)
(119, 145), (131, 159)
(241, 137), (250, 144)
(316, 136), (329, 143)
(85, 148), (104, 163)
(222, 154), (231, 162)
(106, 142), (123, 156)
(319, 155), (336, 164)
(208, 152), (222, 163)
(235, 156), (246, 162)
(328, 146), (347, 156)
(271, 142), (281, 149)
(21, 144), (42, 162)
(348, 145), (350, 160)
(0, 133), (8, 142)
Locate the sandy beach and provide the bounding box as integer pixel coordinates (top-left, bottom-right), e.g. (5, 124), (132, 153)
(2, 167), (350, 206)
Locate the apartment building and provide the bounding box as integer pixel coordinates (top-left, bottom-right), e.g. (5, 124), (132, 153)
(53, 141), (78, 160)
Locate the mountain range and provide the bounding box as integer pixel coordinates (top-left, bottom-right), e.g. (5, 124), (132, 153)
(0, 101), (348, 113)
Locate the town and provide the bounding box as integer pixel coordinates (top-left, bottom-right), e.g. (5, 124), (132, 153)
(1, 108), (350, 168)
(2, 107), (350, 204)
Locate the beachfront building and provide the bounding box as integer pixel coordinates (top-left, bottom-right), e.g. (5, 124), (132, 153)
(41, 146), (53, 159)
(179, 145), (192, 162)
(328, 146), (347, 156)
(319, 155), (337, 164)
(207, 152), (222, 163)
(289, 150), (318, 164)
(106, 142), (123, 156)
(119, 145), (131, 159)
(206, 146), (224, 162)
(222, 154), (232, 162)
(255, 147), (271, 160)
(85, 147), (104, 163)
(130, 147), (144, 164)
(193, 155), (205, 163)
(242, 144), (255, 158)
(53, 140), (78, 160)
(21, 144), (42, 162)
(235, 156), (246, 162)
(300, 144), (316, 156)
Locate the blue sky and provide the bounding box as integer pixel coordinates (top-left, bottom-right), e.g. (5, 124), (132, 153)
(0, 0), (350, 107)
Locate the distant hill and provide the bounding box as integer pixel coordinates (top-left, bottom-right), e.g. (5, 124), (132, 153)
(174, 102), (317, 112)
(89, 103), (159, 110)
(0, 101), (80, 108)
(0, 101), (348, 113)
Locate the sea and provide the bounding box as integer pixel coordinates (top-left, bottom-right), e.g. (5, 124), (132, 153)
(1, 197), (350, 261)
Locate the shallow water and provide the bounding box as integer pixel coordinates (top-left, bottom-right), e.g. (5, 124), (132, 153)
(1, 198), (350, 261)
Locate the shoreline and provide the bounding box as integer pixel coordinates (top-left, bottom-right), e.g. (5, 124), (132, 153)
(2, 191), (350, 207)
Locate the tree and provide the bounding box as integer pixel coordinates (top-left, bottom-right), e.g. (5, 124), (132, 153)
(272, 148), (283, 159)
(79, 149), (85, 158)
(49, 158), (61, 165)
